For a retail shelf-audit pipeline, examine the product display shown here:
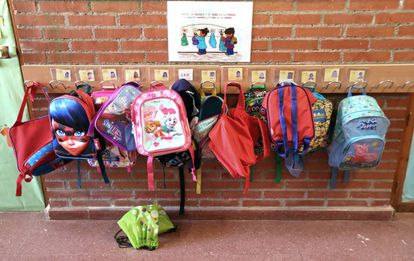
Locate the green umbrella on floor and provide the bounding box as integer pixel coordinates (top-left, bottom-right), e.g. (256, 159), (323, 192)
(116, 204), (176, 250)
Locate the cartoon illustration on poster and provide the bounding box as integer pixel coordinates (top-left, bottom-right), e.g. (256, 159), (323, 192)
(167, 1), (253, 62)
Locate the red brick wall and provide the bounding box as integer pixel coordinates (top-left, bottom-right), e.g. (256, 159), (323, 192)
(10, 0), (413, 214)
(11, 0), (414, 64)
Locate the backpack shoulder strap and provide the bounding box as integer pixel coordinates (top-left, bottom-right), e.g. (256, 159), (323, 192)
(277, 87), (289, 158)
(291, 84), (299, 154)
(330, 167), (338, 189)
(343, 170), (350, 183)
(147, 156), (155, 191)
(196, 168), (202, 194)
(96, 150), (109, 184)
(75, 90), (95, 115)
(15, 164), (33, 196)
(16, 82), (42, 124)
(188, 145), (196, 182)
(179, 166), (185, 215)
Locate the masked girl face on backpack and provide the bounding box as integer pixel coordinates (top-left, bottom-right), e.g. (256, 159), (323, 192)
(50, 99), (91, 156)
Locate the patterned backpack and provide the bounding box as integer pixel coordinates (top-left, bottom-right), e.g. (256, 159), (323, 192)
(245, 83), (268, 122)
(302, 82), (333, 152)
(87, 82), (140, 171)
(131, 82), (196, 192)
(91, 81), (142, 151)
(328, 85), (390, 188)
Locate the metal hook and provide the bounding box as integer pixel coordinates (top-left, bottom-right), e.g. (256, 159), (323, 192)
(302, 81), (316, 87)
(302, 81), (317, 92)
(375, 80), (393, 89)
(99, 80), (116, 89)
(349, 81), (367, 89)
(348, 81), (367, 94)
(23, 80), (36, 89)
(278, 79), (298, 86)
(302, 81), (317, 88)
(326, 81), (342, 90)
(49, 80), (68, 90)
(200, 81), (216, 89)
(402, 80), (414, 89)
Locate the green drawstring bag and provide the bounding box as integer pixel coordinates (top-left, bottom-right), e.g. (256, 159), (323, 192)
(115, 204), (176, 250)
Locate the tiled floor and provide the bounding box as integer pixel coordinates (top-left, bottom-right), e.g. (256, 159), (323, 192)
(1, 212), (414, 260)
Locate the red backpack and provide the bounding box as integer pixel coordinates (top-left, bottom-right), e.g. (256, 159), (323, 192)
(208, 82), (270, 193)
(5, 82), (71, 196)
(262, 82), (316, 177)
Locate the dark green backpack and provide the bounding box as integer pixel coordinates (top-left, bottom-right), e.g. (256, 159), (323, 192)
(244, 83), (283, 183)
(245, 83), (268, 122)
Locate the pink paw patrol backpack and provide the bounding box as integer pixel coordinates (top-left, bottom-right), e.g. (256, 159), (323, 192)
(131, 82), (195, 191)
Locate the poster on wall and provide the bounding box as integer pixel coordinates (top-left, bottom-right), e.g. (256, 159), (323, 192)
(167, 1), (253, 63)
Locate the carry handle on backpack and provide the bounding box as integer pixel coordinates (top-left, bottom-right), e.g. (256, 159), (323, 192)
(302, 81), (316, 92)
(222, 81), (245, 112)
(15, 81), (49, 125)
(150, 81), (166, 89)
(48, 80), (69, 93)
(347, 81), (367, 97)
(15, 81), (51, 195)
(224, 82), (270, 158)
(75, 81), (93, 94)
(223, 82), (270, 156)
(122, 80), (141, 90)
(248, 82), (267, 92)
(200, 81), (217, 97)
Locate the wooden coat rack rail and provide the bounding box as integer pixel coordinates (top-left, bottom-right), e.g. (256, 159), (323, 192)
(21, 64), (414, 94)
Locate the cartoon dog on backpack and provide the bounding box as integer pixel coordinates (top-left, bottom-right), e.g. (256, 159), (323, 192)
(159, 105), (182, 139)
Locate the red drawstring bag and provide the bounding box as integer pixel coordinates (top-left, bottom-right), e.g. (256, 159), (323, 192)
(208, 81), (270, 193)
(7, 82), (71, 196)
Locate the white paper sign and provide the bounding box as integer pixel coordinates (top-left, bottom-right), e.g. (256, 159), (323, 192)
(167, 1), (253, 62)
(178, 69), (193, 81)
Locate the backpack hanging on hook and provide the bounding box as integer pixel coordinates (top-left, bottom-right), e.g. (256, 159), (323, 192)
(191, 81), (225, 194)
(208, 81), (271, 193)
(302, 82), (333, 153)
(131, 80), (197, 215)
(328, 82), (390, 188)
(87, 81), (140, 172)
(49, 85), (109, 188)
(5, 81), (71, 196)
(262, 81), (317, 177)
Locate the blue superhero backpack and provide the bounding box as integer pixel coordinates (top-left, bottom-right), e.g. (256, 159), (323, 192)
(328, 84), (390, 188)
(49, 86), (109, 188)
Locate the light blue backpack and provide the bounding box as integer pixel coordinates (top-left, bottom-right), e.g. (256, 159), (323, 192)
(328, 85), (390, 188)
